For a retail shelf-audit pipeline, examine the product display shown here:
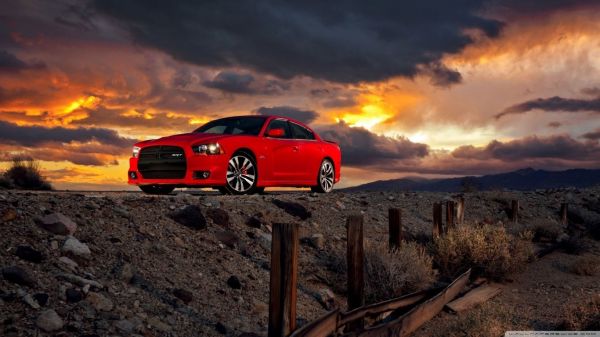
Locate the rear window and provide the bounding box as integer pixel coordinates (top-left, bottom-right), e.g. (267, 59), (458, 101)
(290, 122), (315, 140)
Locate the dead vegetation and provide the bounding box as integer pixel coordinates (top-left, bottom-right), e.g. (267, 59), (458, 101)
(431, 224), (534, 280)
(558, 295), (600, 330)
(569, 255), (600, 276)
(1, 157), (52, 190)
(364, 241), (435, 304)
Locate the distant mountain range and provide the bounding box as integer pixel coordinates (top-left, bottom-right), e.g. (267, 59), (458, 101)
(342, 168), (600, 192)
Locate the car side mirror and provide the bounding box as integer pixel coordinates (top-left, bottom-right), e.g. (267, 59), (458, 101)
(266, 128), (285, 138)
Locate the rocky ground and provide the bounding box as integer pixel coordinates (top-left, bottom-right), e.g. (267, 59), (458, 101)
(1, 188), (599, 336)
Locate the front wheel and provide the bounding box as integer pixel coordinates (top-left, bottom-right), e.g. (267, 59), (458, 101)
(139, 185), (175, 195)
(311, 159), (335, 193)
(225, 151), (258, 195)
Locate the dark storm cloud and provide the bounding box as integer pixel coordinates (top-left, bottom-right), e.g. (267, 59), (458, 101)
(547, 121), (561, 128)
(70, 106), (194, 130)
(255, 106), (318, 124)
(452, 135), (600, 161)
(317, 122), (429, 166)
(582, 129), (600, 141)
(421, 62), (463, 87)
(0, 120), (136, 148)
(582, 87), (600, 97)
(92, 0), (505, 84)
(496, 96), (600, 119)
(203, 71), (290, 95)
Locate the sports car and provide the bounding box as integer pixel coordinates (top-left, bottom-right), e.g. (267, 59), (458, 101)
(128, 115), (341, 194)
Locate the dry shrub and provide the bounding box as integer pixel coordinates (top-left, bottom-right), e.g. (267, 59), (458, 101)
(427, 302), (521, 337)
(3, 157), (52, 190)
(529, 218), (563, 242)
(558, 295), (600, 330)
(364, 241), (435, 304)
(431, 224), (534, 280)
(569, 255), (600, 276)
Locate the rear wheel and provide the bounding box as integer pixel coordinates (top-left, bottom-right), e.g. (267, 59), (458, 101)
(225, 151), (258, 195)
(311, 159), (335, 193)
(139, 185), (175, 195)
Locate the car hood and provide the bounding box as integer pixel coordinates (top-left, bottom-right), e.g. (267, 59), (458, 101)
(136, 133), (230, 146)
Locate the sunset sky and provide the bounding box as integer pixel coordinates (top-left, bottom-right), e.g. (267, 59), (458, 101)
(1, 0), (600, 190)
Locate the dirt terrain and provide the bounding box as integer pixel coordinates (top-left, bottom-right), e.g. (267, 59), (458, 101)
(1, 188), (599, 336)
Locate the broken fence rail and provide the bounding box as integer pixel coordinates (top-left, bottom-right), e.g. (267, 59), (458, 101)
(289, 269), (471, 337)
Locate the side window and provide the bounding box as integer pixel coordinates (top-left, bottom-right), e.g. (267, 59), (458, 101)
(290, 122), (315, 140)
(265, 119), (291, 138)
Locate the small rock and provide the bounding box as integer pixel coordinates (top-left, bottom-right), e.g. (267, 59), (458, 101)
(86, 292), (113, 311)
(215, 322), (227, 334)
(207, 208), (231, 227)
(173, 236), (186, 247)
(215, 230), (239, 248)
(1, 208), (17, 222)
(62, 236), (91, 257)
(257, 233), (272, 251)
(245, 216), (263, 228)
(169, 205), (207, 230)
(50, 240), (59, 250)
(173, 288), (193, 304)
(15, 245), (44, 263)
(147, 316), (172, 332)
(35, 213), (77, 235)
(556, 233), (570, 242)
(21, 291), (40, 309)
(301, 234), (325, 249)
(66, 288), (84, 303)
(36, 309), (64, 332)
(33, 293), (49, 306)
(2, 266), (37, 287)
(58, 256), (79, 269)
(316, 288), (336, 310)
(335, 201), (346, 210)
(227, 276), (242, 289)
(115, 319), (135, 333)
(117, 263), (134, 283)
(272, 199), (311, 219)
(57, 273), (103, 289)
(388, 196), (395, 201)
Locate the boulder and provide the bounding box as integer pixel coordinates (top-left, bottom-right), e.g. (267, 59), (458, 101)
(207, 208), (230, 227)
(272, 199), (311, 219)
(169, 205), (207, 230)
(15, 245), (44, 263)
(2, 266), (37, 287)
(36, 310), (64, 332)
(215, 230), (239, 248)
(62, 236), (91, 257)
(35, 213), (77, 235)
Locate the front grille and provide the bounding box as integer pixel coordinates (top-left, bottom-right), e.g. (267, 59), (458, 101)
(138, 146), (186, 179)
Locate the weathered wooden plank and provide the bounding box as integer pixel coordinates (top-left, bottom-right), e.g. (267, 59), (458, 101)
(347, 269), (471, 337)
(432, 203), (443, 237)
(446, 201), (455, 232)
(347, 214), (365, 331)
(456, 197), (465, 225)
(511, 200), (519, 223)
(388, 208), (402, 249)
(268, 223), (299, 337)
(561, 203), (568, 226)
(445, 283), (503, 313)
(288, 309), (339, 337)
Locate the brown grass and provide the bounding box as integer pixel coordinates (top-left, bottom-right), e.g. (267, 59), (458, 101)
(2, 157), (52, 190)
(569, 255), (600, 276)
(431, 224), (534, 280)
(558, 295), (600, 330)
(364, 241), (435, 304)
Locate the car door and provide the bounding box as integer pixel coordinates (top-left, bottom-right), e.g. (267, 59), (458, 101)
(263, 118), (303, 182)
(289, 121), (321, 182)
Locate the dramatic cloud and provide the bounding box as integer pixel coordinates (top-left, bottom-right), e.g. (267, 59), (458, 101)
(203, 71), (289, 95)
(70, 106), (195, 131)
(256, 106), (318, 124)
(0, 50), (45, 72)
(582, 129), (600, 141)
(496, 96), (600, 119)
(317, 122), (429, 167)
(452, 135), (600, 161)
(0, 120), (136, 148)
(93, 0), (504, 83)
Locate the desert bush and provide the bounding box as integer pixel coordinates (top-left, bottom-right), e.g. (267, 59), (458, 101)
(559, 235), (590, 255)
(431, 224), (534, 280)
(2, 157), (52, 190)
(529, 218), (563, 242)
(325, 241), (435, 303)
(558, 295), (600, 330)
(427, 302), (516, 337)
(569, 255), (600, 276)
(364, 241), (435, 303)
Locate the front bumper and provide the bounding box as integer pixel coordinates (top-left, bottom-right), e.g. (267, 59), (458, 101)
(128, 148), (228, 187)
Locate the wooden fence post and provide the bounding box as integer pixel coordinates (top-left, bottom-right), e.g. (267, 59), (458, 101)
(347, 214), (365, 331)
(388, 208), (402, 250)
(456, 197), (465, 225)
(268, 223), (299, 337)
(432, 203), (443, 237)
(446, 201), (455, 232)
(561, 203), (568, 226)
(511, 200), (519, 223)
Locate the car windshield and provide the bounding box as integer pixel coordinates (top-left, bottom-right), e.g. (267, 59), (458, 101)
(193, 116), (266, 136)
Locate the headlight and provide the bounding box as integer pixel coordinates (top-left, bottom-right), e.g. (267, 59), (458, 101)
(132, 146), (141, 158)
(192, 142), (222, 155)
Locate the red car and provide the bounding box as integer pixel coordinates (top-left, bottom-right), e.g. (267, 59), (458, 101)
(128, 115), (341, 195)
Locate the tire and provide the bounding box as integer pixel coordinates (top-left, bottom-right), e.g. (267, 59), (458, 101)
(225, 151), (258, 195)
(311, 159), (335, 193)
(139, 185), (175, 195)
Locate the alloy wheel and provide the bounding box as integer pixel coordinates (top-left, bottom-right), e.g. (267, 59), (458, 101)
(226, 154), (257, 193)
(319, 160), (334, 192)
